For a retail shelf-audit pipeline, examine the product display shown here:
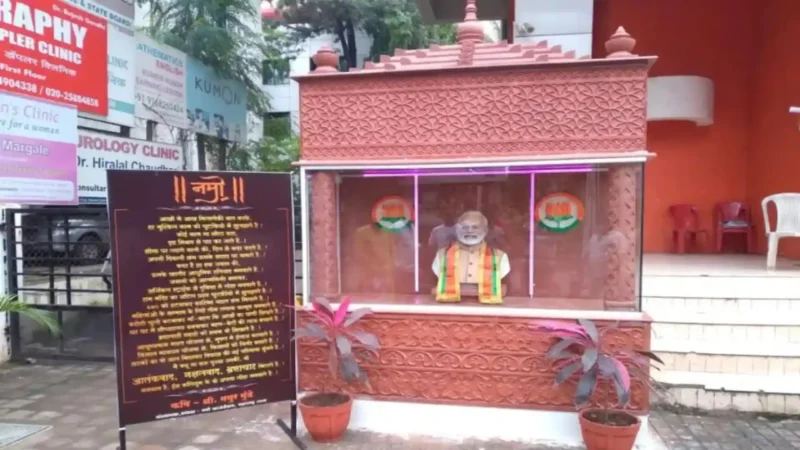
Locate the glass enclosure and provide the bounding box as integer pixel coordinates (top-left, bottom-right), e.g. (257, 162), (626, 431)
(304, 163), (644, 311)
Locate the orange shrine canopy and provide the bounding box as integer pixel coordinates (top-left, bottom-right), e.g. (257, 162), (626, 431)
(293, 0), (656, 165)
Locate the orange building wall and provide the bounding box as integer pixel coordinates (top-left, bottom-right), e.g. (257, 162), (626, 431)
(747, 0), (800, 256)
(592, 0), (759, 254)
(593, 0), (756, 253)
(594, 0), (800, 257)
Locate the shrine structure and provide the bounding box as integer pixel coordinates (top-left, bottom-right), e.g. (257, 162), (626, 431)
(293, 1), (660, 446)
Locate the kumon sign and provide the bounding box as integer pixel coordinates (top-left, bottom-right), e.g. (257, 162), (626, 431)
(0, 0), (108, 114)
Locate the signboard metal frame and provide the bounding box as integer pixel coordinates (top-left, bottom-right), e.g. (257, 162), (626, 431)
(106, 170), (304, 449)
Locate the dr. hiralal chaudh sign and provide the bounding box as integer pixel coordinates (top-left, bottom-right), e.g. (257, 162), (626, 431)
(77, 131), (184, 203)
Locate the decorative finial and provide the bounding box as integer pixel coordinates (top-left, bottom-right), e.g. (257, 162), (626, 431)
(312, 44), (339, 73)
(457, 0), (484, 45)
(605, 26), (636, 58)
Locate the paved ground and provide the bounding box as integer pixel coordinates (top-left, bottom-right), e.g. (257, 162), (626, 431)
(1, 362), (799, 449)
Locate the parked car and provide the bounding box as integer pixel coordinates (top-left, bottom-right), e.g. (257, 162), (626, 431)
(23, 212), (110, 265)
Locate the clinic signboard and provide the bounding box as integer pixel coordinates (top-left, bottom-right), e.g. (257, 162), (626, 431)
(0, 92), (78, 205)
(77, 131), (184, 203)
(65, 0), (137, 127)
(61, 0), (135, 29)
(0, 0), (109, 114)
(185, 57), (247, 143)
(134, 34), (188, 129)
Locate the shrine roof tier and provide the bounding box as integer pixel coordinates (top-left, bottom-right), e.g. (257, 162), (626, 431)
(294, 0), (656, 166)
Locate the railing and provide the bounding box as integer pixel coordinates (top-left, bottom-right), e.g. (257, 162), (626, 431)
(4, 207), (113, 361)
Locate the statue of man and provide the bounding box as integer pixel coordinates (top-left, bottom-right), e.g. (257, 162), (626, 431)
(431, 210), (510, 304)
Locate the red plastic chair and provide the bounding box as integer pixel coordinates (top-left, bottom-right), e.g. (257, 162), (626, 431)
(669, 204), (708, 253)
(714, 201), (754, 253)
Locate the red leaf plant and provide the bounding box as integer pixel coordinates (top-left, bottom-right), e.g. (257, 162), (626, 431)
(531, 319), (664, 419)
(292, 297), (380, 392)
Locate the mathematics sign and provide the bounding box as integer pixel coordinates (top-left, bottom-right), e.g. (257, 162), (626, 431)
(107, 170), (296, 427)
(0, 0), (109, 114)
(134, 33), (188, 129)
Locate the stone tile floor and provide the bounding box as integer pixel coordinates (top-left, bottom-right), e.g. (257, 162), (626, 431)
(1, 361), (799, 449)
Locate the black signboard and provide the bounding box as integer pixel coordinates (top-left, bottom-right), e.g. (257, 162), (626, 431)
(107, 170), (296, 428)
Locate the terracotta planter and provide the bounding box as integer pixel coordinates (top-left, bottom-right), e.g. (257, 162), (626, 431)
(579, 409), (641, 450)
(299, 393), (353, 443)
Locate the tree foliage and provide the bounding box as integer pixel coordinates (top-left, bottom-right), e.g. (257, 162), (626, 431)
(274, 0), (456, 69)
(361, 0), (457, 61)
(227, 114), (299, 172)
(139, 0), (274, 116)
(138, 0), (302, 169)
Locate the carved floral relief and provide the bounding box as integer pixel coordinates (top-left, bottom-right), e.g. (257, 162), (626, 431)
(299, 65), (649, 161)
(298, 312), (651, 412)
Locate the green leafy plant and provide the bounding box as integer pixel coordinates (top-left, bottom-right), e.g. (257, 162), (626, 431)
(533, 319), (663, 412)
(293, 297), (379, 390)
(0, 295), (59, 336)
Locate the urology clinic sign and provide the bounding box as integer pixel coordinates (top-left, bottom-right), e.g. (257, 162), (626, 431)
(77, 131), (183, 203)
(185, 57), (247, 143)
(0, 0), (108, 114)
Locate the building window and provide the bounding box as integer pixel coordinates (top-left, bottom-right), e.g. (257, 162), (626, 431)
(263, 58), (291, 85)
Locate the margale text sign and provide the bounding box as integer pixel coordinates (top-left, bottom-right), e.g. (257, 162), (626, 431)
(77, 131), (183, 203)
(0, 0), (109, 114)
(108, 170), (296, 427)
(0, 91), (78, 204)
(134, 33), (188, 129)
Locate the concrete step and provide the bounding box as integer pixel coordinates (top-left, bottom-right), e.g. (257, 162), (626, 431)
(643, 296), (800, 325)
(655, 369), (800, 395)
(651, 322), (800, 355)
(643, 274), (800, 299)
(655, 352), (799, 385)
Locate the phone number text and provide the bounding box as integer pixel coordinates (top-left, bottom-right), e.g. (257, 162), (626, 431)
(0, 76), (100, 108)
(0, 76), (37, 94)
(44, 87), (100, 108)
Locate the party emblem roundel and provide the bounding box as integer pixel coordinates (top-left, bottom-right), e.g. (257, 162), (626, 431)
(534, 193), (585, 233)
(372, 196), (414, 232)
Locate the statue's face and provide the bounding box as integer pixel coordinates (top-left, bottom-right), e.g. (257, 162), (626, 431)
(456, 214), (487, 247)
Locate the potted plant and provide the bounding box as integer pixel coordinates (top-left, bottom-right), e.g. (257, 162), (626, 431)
(534, 319), (663, 450)
(292, 297), (379, 443)
(0, 295), (59, 334)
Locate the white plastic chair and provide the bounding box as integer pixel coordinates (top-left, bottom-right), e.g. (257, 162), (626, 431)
(761, 193), (800, 269)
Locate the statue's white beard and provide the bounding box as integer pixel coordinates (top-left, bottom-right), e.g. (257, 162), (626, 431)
(457, 232), (486, 247)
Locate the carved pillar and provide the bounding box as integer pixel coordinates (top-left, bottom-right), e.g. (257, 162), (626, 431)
(310, 172), (339, 296)
(605, 165), (638, 310)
